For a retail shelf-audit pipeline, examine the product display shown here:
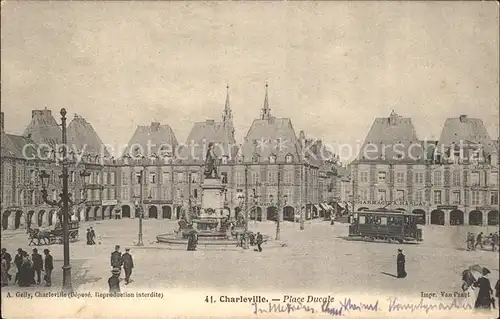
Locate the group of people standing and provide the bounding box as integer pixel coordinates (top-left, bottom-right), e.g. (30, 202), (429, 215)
(86, 227), (97, 245)
(466, 232), (499, 251)
(1, 248), (53, 287)
(108, 245), (134, 293)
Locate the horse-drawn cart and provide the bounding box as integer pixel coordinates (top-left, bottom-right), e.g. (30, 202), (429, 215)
(28, 221), (80, 246)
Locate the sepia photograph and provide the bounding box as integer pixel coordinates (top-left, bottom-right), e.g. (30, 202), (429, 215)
(1, 1), (499, 318)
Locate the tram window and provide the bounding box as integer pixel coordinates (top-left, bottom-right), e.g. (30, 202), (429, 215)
(381, 217), (387, 225)
(375, 217), (382, 225)
(404, 217), (410, 224)
(389, 217), (402, 226)
(359, 216), (365, 224)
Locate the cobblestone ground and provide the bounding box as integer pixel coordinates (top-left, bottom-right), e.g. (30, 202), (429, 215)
(1, 219), (498, 296)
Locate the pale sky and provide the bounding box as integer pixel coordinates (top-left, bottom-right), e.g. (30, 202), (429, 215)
(1, 1), (499, 158)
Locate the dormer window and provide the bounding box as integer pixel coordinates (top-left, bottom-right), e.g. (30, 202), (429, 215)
(150, 154), (157, 164)
(252, 154), (259, 164)
(122, 154), (130, 165)
(221, 156), (228, 164)
(269, 154), (277, 164)
(285, 154), (293, 164)
(237, 155), (244, 164)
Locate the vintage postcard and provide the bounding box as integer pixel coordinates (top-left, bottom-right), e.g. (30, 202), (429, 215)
(1, 1), (499, 318)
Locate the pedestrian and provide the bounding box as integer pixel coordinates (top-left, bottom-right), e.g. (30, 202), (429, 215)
(256, 232), (263, 252)
(110, 245), (123, 272)
(13, 248), (23, 284)
(1, 248), (12, 281)
(86, 229), (92, 245)
(475, 232), (483, 249)
(90, 227), (96, 245)
(396, 249), (406, 278)
(31, 248), (43, 285)
(495, 278), (499, 309)
(19, 251), (33, 287)
(1, 256), (8, 287)
(492, 233), (498, 252)
(122, 248), (134, 285)
(470, 233), (476, 251)
(43, 249), (53, 287)
(108, 267), (121, 293)
(473, 268), (493, 311)
(187, 232), (198, 251)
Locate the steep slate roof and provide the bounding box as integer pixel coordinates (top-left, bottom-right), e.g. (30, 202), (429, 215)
(178, 119), (238, 163)
(436, 115), (495, 154)
(23, 107), (62, 148)
(239, 117), (302, 163)
(356, 111), (424, 162)
(303, 137), (333, 167)
(121, 122), (178, 158)
(1, 131), (39, 159)
(67, 114), (110, 157)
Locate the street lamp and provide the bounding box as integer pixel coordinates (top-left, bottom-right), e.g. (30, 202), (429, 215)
(251, 189), (259, 224)
(237, 193), (245, 221)
(270, 193), (287, 240)
(236, 193), (250, 249)
(38, 108), (91, 293)
(134, 170), (144, 246)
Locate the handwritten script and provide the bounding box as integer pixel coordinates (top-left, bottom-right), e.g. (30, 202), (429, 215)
(387, 297), (473, 314)
(252, 302), (316, 315)
(251, 296), (474, 316)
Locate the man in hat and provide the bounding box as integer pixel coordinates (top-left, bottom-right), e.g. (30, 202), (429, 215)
(1, 248), (12, 281)
(475, 232), (484, 249)
(86, 229), (92, 245)
(121, 248), (134, 285)
(43, 249), (53, 287)
(90, 227), (96, 245)
(108, 268), (121, 293)
(256, 232), (264, 252)
(31, 248), (43, 285)
(396, 249), (406, 278)
(13, 248), (23, 284)
(110, 245), (123, 272)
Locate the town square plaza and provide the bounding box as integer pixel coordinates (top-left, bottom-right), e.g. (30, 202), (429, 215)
(1, 220), (498, 318)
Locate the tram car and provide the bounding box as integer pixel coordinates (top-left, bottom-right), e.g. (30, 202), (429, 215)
(348, 210), (423, 244)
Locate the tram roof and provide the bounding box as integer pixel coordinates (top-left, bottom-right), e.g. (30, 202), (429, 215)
(356, 210), (416, 216)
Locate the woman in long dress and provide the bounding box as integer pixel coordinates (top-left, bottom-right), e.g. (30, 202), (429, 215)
(473, 268), (494, 310)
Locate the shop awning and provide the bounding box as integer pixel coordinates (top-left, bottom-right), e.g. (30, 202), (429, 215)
(320, 203), (330, 211)
(314, 204), (321, 211)
(337, 203), (346, 210)
(327, 204), (335, 211)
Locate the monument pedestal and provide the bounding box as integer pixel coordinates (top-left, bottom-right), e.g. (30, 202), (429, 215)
(192, 177), (226, 234)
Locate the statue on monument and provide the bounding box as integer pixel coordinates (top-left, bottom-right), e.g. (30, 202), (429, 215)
(204, 142), (218, 179)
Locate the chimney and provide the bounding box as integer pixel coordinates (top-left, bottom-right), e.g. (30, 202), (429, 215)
(459, 115), (467, 123)
(151, 121), (160, 131)
(0, 112), (4, 132)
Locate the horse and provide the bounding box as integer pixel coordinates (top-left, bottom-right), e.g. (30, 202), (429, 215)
(27, 228), (51, 246)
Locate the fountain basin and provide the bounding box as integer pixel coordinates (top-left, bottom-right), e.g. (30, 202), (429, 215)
(156, 233), (239, 246)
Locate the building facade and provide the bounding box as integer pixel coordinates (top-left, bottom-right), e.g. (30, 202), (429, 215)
(350, 111), (499, 226)
(1, 110), (118, 230)
(1, 86), (337, 230)
(114, 85), (336, 223)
